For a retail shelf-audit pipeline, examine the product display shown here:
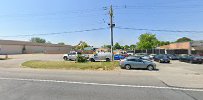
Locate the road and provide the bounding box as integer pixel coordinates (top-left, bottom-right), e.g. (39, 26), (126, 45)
(0, 68), (202, 100)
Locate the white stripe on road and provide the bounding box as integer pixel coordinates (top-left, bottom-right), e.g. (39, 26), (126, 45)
(0, 77), (202, 92)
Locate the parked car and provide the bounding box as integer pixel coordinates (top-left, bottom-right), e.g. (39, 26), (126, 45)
(188, 56), (203, 64)
(127, 51), (134, 56)
(180, 55), (203, 64)
(119, 57), (156, 71)
(141, 55), (151, 61)
(89, 52), (111, 62)
(114, 54), (125, 60)
(154, 54), (170, 63)
(149, 54), (156, 59)
(166, 54), (179, 60)
(63, 52), (82, 61)
(135, 53), (148, 56)
(179, 55), (191, 62)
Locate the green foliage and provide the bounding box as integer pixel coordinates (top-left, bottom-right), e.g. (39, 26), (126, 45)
(30, 37), (46, 43)
(102, 45), (111, 49)
(76, 55), (87, 63)
(136, 33), (159, 50)
(58, 42), (65, 45)
(129, 44), (136, 50)
(114, 42), (122, 49)
(176, 37), (192, 43)
(75, 41), (89, 50)
(124, 45), (130, 50)
(158, 41), (170, 46)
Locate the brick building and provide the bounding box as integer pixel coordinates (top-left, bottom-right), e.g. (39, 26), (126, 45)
(159, 40), (203, 55)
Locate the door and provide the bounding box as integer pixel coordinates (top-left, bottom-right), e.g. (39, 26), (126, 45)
(134, 59), (146, 68)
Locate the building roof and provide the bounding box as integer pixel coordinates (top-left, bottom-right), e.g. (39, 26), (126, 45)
(0, 40), (72, 47)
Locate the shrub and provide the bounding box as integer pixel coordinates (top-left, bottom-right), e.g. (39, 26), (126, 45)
(76, 55), (87, 63)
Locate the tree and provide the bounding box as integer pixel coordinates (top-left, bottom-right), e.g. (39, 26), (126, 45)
(102, 45), (111, 49)
(124, 45), (130, 50)
(30, 37), (46, 43)
(114, 42), (121, 49)
(158, 41), (170, 46)
(129, 44), (136, 50)
(75, 41), (89, 50)
(58, 42), (65, 45)
(136, 33), (159, 50)
(176, 37), (192, 43)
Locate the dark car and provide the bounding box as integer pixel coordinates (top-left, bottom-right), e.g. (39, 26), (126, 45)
(179, 55), (191, 62)
(166, 54), (179, 60)
(154, 54), (170, 63)
(187, 56), (203, 64)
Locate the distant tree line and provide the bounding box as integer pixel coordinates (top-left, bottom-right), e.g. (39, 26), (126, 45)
(30, 34), (193, 51)
(30, 37), (66, 45)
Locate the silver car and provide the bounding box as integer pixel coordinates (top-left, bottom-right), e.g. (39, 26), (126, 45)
(119, 57), (156, 71)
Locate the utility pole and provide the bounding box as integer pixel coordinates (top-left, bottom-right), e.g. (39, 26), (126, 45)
(109, 5), (115, 61)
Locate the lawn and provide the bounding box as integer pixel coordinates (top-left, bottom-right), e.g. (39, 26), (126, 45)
(22, 60), (119, 71)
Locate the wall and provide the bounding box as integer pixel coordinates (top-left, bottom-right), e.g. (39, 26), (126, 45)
(0, 45), (72, 54)
(0, 45), (23, 54)
(25, 45), (45, 54)
(159, 42), (190, 49)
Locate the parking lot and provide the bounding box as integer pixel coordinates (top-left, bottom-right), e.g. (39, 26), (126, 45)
(0, 54), (203, 88)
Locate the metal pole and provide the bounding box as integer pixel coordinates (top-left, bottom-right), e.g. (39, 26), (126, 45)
(109, 5), (114, 61)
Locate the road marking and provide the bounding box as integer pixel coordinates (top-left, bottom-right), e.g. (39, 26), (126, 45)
(0, 77), (203, 92)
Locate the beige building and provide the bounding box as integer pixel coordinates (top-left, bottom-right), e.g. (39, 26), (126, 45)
(0, 40), (72, 54)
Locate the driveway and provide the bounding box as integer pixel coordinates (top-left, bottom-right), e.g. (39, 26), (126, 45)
(0, 54), (63, 68)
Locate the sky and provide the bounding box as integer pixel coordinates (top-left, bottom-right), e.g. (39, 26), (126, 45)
(0, 0), (203, 47)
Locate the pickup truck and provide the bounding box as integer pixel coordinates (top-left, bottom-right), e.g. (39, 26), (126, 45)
(63, 52), (89, 61)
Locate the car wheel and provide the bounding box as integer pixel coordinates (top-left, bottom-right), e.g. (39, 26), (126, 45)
(125, 65), (131, 70)
(106, 58), (110, 62)
(147, 65), (154, 71)
(159, 60), (162, 63)
(63, 56), (68, 61)
(90, 58), (95, 62)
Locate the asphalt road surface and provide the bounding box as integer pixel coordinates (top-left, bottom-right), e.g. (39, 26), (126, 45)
(0, 68), (202, 100)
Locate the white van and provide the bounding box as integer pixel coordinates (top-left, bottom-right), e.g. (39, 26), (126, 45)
(89, 52), (111, 62)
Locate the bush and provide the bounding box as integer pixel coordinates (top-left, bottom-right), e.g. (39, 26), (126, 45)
(76, 55), (87, 63)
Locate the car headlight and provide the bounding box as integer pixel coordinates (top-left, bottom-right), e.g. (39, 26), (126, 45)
(160, 59), (163, 61)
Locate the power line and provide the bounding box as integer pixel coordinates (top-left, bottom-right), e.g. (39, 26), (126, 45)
(113, 5), (203, 9)
(0, 27), (108, 37)
(0, 7), (108, 18)
(115, 26), (203, 33)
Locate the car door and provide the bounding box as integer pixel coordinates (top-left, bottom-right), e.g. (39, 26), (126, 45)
(94, 54), (99, 61)
(134, 59), (146, 68)
(67, 53), (72, 60)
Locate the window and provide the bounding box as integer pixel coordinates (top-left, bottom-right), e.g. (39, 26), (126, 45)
(135, 59), (143, 62)
(127, 59), (135, 61)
